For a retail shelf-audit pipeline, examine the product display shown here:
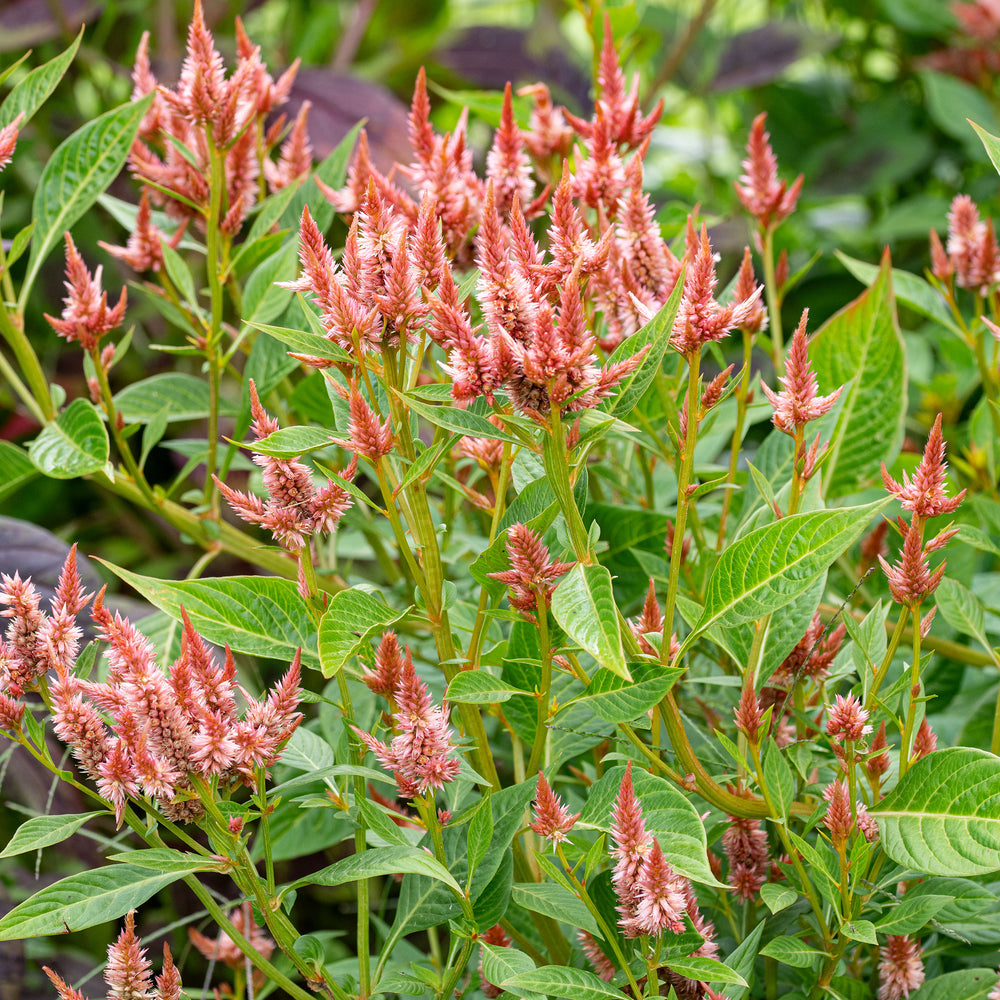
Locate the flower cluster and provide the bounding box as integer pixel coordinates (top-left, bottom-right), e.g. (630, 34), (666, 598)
(488, 524), (575, 622)
(0, 112), (23, 173)
(124, 0), (309, 239)
(214, 379), (357, 557)
(735, 112), (804, 237)
(46, 911), (181, 1000)
(529, 771), (580, 844)
(930, 194), (1000, 295)
(352, 632), (460, 799)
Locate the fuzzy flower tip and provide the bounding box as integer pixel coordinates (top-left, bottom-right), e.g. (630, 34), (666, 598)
(826, 692), (871, 742)
(881, 414), (965, 520)
(878, 934), (925, 1000)
(44, 233), (127, 352)
(761, 310), (842, 433)
(735, 112), (803, 233)
(530, 771), (580, 844)
(488, 524), (575, 622)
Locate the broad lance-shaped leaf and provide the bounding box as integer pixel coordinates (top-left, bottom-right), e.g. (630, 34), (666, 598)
(0, 811), (104, 859)
(29, 399), (109, 479)
(811, 250), (907, 497)
(552, 564), (628, 680)
(681, 498), (891, 655)
(21, 93), (154, 305)
(0, 865), (185, 940)
(318, 590), (409, 678)
(99, 563), (319, 667)
(0, 29), (82, 129)
(872, 747), (1000, 876)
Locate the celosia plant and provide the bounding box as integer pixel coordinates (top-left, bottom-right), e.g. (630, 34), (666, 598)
(2, 6), (1000, 1000)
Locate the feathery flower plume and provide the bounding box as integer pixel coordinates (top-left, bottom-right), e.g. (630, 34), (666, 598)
(671, 224), (761, 355)
(761, 310), (842, 433)
(881, 414), (965, 520)
(45, 234), (127, 352)
(578, 931), (616, 981)
(878, 934), (925, 1000)
(734, 675), (763, 746)
(734, 247), (768, 334)
(488, 524), (575, 622)
(633, 837), (687, 935)
(331, 384), (394, 461)
(944, 194), (1000, 294)
(866, 722), (891, 784)
(530, 771), (580, 844)
(99, 190), (183, 274)
(827, 693), (872, 742)
(722, 813), (770, 899)
(823, 779), (854, 846)
(610, 762), (653, 936)
(911, 718), (938, 759)
(352, 653), (460, 798)
(486, 83), (534, 217)
(629, 578), (664, 656)
(734, 113), (803, 234)
(519, 83), (573, 161)
(189, 906), (274, 973)
(364, 631), (407, 700)
(214, 379), (356, 551)
(879, 522), (951, 608)
(264, 102), (313, 192)
(0, 112), (24, 173)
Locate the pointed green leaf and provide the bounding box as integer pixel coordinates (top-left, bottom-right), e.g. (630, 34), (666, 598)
(0, 441), (37, 501)
(502, 966), (625, 1000)
(560, 662), (683, 723)
(114, 373), (238, 424)
(106, 848), (222, 874)
(874, 894), (952, 935)
(872, 747), (1000, 876)
(398, 392), (522, 445)
(0, 811), (104, 859)
(318, 590), (409, 678)
(467, 794), (494, 881)
(663, 956), (747, 988)
(21, 94), (154, 304)
(291, 846), (463, 898)
(552, 564), (628, 680)
(760, 883), (798, 914)
(685, 499), (890, 652)
(243, 322), (352, 364)
(480, 944), (535, 988)
(0, 865), (184, 940)
(446, 671), (529, 704)
(759, 937), (825, 968)
(248, 426), (334, 459)
(811, 252), (907, 496)
(98, 563), (318, 667)
(510, 882), (600, 937)
(0, 29), (82, 129)
(936, 578), (994, 652)
(29, 399), (109, 478)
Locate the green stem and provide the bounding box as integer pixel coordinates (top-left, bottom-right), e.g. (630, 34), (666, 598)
(437, 936), (474, 1000)
(661, 348), (701, 662)
(762, 226), (784, 374)
(543, 406), (593, 562)
(898, 604), (923, 778)
(0, 303), (54, 421)
(202, 131), (226, 513)
(717, 328), (753, 550)
(526, 589), (553, 776)
(864, 608), (910, 713)
(0, 345), (45, 423)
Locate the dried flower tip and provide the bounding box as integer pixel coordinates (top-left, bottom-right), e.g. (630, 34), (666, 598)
(881, 414), (965, 519)
(878, 934), (925, 1000)
(530, 771), (580, 844)
(827, 692), (872, 742)
(45, 233), (127, 352)
(734, 112), (803, 233)
(722, 813), (769, 899)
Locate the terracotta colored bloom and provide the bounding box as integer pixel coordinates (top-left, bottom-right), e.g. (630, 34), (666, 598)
(734, 113), (803, 233)
(878, 934), (925, 999)
(488, 524), (575, 622)
(189, 906), (274, 969)
(352, 653), (460, 798)
(578, 931), (615, 981)
(722, 814), (769, 899)
(881, 414), (965, 520)
(530, 771), (580, 844)
(761, 311), (842, 433)
(610, 762), (653, 936)
(827, 693), (872, 742)
(0, 112), (24, 172)
(99, 190), (183, 274)
(911, 718), (938, 760)
(734, 676), (763, 746)
(46, 911), (182, 1000)
(45, 234), (127, 352)
(823, 779), (854, 845)
(363, 631), (407, 700)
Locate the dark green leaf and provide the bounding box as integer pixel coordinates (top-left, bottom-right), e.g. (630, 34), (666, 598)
(446, 671), (529, 704)
(114, 373), (238, 424)
(551, 565), (628, 680)
(0, 29), (82, 128)
(0, 811), (104, 859)
(0, 441), (37, 500)
(29, 399), (109, 478)
(318, 591), (408, 678)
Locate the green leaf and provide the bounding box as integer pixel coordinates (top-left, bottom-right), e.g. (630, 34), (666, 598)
(835, 250), (961, 339)
(98, 564), (318, 667)
(811, 252), (906, 496)
(21, 94), (154, 304)
(509, 882), (600, 937)
(446, 671), (529, 704)
(480, 944), (535, 988)
(0, 811), (104, 859)
(502, 966), (625, 1000)
(244, 241), (297, 325)
(604, 273), (685, 417)
(0, 441), (37, 501)
(291, 846), (463, 898)
(0, 864), (183, 940)
(318, 591), (408, 678)
(114, 372), (237, 424)
(936, 578), (993, 651)
(759, 936), (825, 968)
(662, 956), (747, 988)
(357, 797), (411, 848)
(244, 322), (351, 365)
(29, 399), (109, 479)
(763, 740), (795, 820)
(841, 918), (878, 945)
(922, 70), (1000, 147)
(560, 662), (683, 723)
(280, 728), (335, 772)
(399, 392), (522, 445)
(720, 921), (764, 1000)
(684, 499), (890, 652)
(106, 848), (221, 874)
(872, 747), (1000, 876)
(0, 29), (82, 129)
(161, 243), (199, 311)
(551, 564), (629, 681)
(908, 969), (1000, 1000)
(760, 882), (798, 914)
(875, 894), (952, 935)
(139, 405), (169, 472)
(248, 426), (334, 459)
(467, 794), (494, 881)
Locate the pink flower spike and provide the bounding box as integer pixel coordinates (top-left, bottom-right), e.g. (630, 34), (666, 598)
(0, 112), (24, 173)
(761, 310), (842, 434)
(530, 771), (580, 844)
(878, 934), (925, 1000)
(827, 692), (871, 742)
(43, 968), (88, 1000)
(881, 414), (965, 519)
(610, 761), (652, 936)
(105, 911), (154, 1000)
(632, 837), (687, 936)
(735, 112), (803, 233)
(488, 524), (575, 622)
(486, 82), (534, 217)
(155, 945), (183, 1000)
